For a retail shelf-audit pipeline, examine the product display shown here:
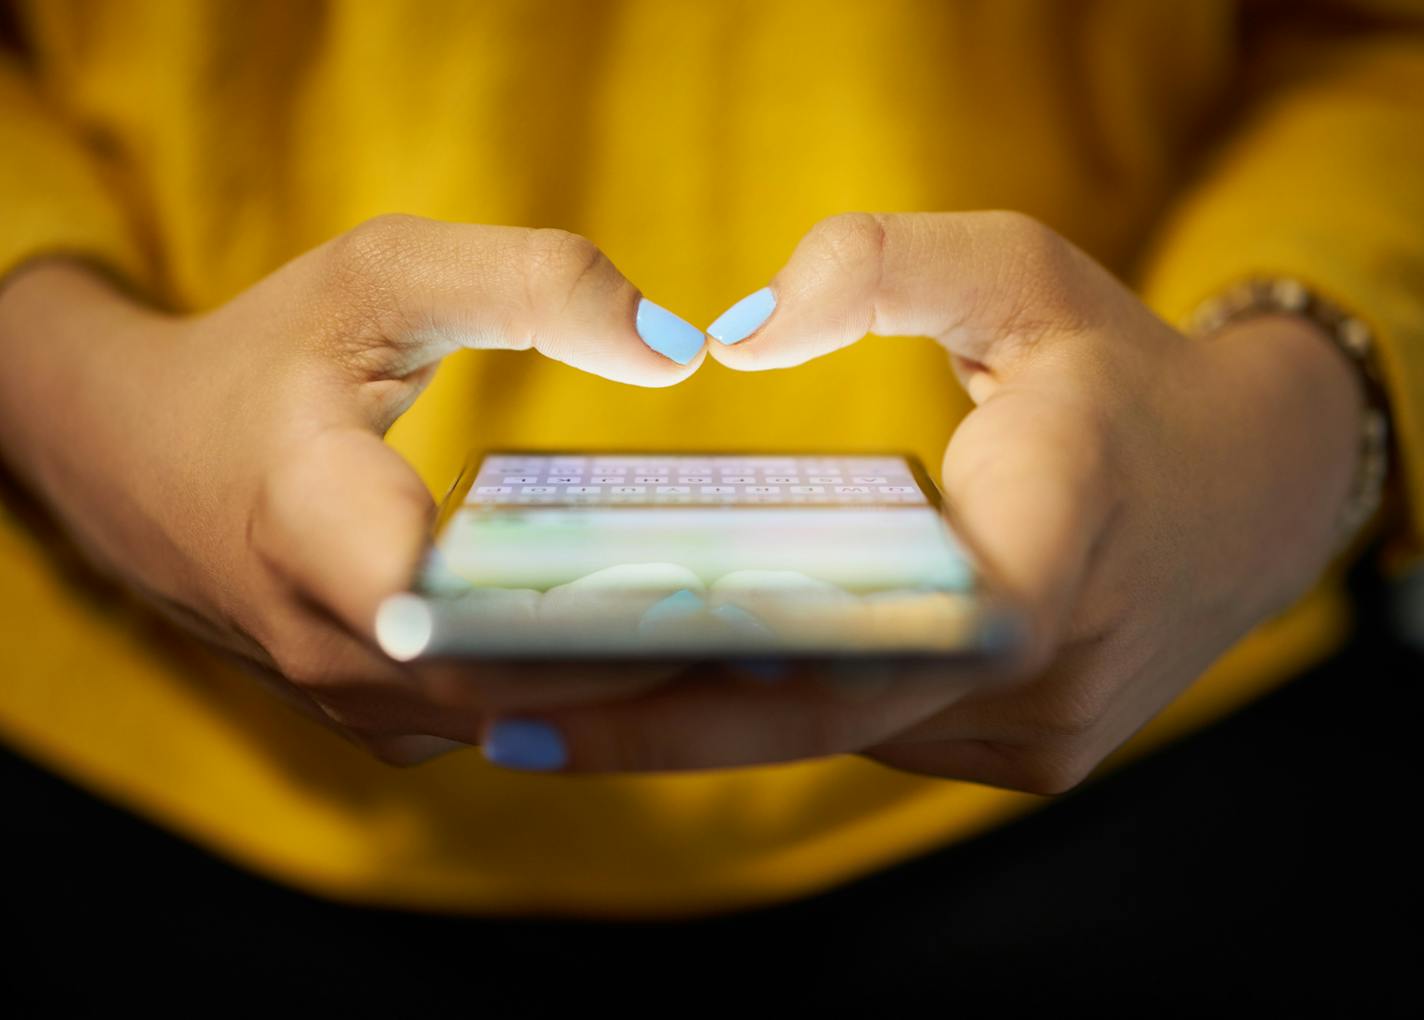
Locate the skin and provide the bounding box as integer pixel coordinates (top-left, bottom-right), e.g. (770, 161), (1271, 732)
(0, 218), (702, 763)
(0, 211), (1363, 791)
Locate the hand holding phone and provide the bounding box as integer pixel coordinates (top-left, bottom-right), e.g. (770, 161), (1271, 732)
(0, 224), (705, 766)
(463, 214), (1360, 789)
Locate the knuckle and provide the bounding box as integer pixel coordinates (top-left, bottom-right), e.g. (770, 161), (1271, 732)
(1002, 744), (1096, 796)
(806, 212), (887, 275)
(263, 625), (358, 696)
(337, 213), (427, 270)
(976, 211), (1091, 336)
(983, 210), (1066, 267)
(1025, 686), (1108, 742)
(526, 228), (601, 275)
(329, 214), (423, 283)
(322, 214), (431, 330)
(523, 228), (613, 304)
(268, 641), (340, 691)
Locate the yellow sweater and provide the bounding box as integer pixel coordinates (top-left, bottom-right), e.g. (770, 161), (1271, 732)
(2, 0), (1422, 918)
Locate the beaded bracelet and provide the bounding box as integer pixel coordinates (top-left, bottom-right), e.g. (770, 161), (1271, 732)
(1187, 277), (1391, 549)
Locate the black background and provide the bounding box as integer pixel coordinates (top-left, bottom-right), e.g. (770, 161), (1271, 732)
(3, 567), (1419, 1016)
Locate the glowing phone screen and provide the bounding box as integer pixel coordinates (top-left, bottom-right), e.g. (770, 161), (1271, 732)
(380, 453), (1008, 660)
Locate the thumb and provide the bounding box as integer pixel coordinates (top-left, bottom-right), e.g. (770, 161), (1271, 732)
(708, 210), (1124, 662)
(705, 210), (1111, 375)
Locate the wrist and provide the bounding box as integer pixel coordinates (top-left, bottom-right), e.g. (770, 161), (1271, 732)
(1189, 278), (1392, 554)
(1217, 311), (1367, 423)
(0, 260), (184, 577)
(1203, 312), (1366, 585)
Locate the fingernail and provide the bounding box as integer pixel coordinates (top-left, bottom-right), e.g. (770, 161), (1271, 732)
(636, 298), (704, 365)
(711, 602), (774, 636)
(638, 588), (705, 632)
(708, 286), (775, 345)
(483, 719), (568, 772)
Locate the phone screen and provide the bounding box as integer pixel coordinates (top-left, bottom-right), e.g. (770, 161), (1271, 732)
(376, 452), (1015, 661)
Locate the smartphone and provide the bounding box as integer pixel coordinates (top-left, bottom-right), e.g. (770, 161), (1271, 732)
(375, 451), (1022, 663)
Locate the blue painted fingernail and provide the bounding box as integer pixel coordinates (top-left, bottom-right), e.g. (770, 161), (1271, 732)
(638, 588), (705, 633)
(636, 298), (704, 365)
(711, 602), (774, 636)
(484, 719), (567, 771)
(708, 287), (775, 345)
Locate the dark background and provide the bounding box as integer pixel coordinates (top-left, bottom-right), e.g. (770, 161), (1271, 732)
(3, 560), (1419, 1017)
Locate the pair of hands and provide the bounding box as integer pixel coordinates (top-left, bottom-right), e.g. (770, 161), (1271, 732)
(0, 211), (1362, 791)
